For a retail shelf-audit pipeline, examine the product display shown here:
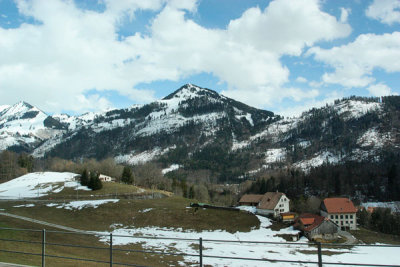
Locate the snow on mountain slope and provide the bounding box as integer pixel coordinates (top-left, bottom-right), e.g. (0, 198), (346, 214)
(334, 99), (382, 120)
(0, 101), (66, 150)
(0, 105), (10, 113)
(0, 172), (87, 199)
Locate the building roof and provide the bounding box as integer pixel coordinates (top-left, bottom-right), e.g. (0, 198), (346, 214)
(296, 213), (329, 232)
(239, 194), (263, 203)
(300, 218), (315, 225)
(258, 192), (286, 210)
(323, 198), (357, 214)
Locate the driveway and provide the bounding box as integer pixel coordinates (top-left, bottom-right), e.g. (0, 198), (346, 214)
(338, 229), (358, 245)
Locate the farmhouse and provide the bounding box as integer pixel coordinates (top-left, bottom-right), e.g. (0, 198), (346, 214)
(294, 213), (338, 241)
(239, 192), (290, 217)
(99, 174), (115, 182)
(320, 198), (357, 230)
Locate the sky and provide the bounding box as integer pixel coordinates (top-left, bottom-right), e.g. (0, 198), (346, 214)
(0, 0), (399, 117)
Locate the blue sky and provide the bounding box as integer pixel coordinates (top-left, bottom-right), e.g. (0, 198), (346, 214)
(0, 0), (399, 116)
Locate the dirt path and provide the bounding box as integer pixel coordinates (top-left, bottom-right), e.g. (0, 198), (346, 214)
(0, 211), (90, 234)
(338, 229), (358, 245)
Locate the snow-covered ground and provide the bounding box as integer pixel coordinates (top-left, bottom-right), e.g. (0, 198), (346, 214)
(115, 146), (176, 165)
(98, 215), (400, 266)
(294, 151), (340, 171)
(45, 199), (119, 210)
(357, 128), (392, 149)
(335, 100), (381, 120)
(265, 148), (286, 163)
(0, 172), (89, 199)
(162, 164), (181, 174)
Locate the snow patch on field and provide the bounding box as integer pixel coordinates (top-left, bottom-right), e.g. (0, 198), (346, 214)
(162, 164), (181, 174)
(237, 206), (256, 214)
(13, 204), (35, 208)
(46, 199), (119, 210)
(98, 215), (400, 266)
(0, 172), (88, 199)
(139, 208), (153, 213)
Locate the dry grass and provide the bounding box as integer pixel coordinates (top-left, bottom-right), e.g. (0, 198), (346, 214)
(350, 227), (400, 245)
(1, 196), (259, 233)
(0, 216), (185, 267)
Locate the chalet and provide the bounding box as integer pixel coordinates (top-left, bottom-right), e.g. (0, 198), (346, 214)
(238, 194), (263, 206)
(320, 198), (357, 230)
(99, 174), (115, 182)
(294, 213), (338, 241)
(238, 192), (290, 217)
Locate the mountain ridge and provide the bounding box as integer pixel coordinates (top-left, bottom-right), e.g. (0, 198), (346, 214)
(1, 85), (399, 182)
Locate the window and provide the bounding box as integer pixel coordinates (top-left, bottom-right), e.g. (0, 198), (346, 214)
(280, 209), (284, 212)
(335, 221), (339, 224)
(341, 221), (343, 225)
(346, 221), (348, 224)
(345, 215), (348, 219)
(340, 215), (343, 219)
(330, 215), (334, 219)
(335, 215), (338, 219)
(350, 215), (353, 219)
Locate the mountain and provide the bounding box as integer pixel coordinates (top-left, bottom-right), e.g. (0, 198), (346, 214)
(1, 85), (400, 182)
(0, 101), (65, 152)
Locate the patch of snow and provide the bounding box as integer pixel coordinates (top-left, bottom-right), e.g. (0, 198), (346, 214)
(237, 206), (256, 214)
(162, 164), (181, 174)
(97, 215), (399, 266)
(361, 202), (400, 213)
(335, 100), (381, 120)
(294, 151), (339, 171)
(265, 148), (286, 163)
(357, 128), (392, 149)
(115, 146), (176, 165)
(13, 204), (35, 208)
(298, 140), (311, 148)
(0, 172), (89, 199)
(139, 208), (153, 213)
(46, 199), (119, 210)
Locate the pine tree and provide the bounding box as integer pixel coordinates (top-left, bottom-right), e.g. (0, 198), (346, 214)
(121, 166), (133, 184)
(88, 171), (102, 190)
(80, 169), (89, 186)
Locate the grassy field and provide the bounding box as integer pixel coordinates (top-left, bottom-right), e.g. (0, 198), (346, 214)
(350, 227), (400, 245)
(0, 216), (186, 266)
(37, 181), (172, 200)
(0, 181), (260, 266)
(1, 196), (259, 233)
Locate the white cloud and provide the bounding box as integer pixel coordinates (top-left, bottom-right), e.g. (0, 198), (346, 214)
(0, 0), (350, 113)
(340, 7), (351, 23)
(366, 0), (400, 25)
(277, 91), (343, 117)
(367, 83), (392, 96)
(308, 32), (400, 88)
(296, 76), (308, 83)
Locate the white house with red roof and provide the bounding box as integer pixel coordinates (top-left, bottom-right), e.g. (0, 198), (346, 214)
(238, 192), (290, 217)
(320, 198), (357, 230)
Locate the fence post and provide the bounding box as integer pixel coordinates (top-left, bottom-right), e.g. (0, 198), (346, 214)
(42, 229), (46, 267)
(199, 237), (203, 267)
(110, 233), (113, 267)
(317, 242), (322, 267)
